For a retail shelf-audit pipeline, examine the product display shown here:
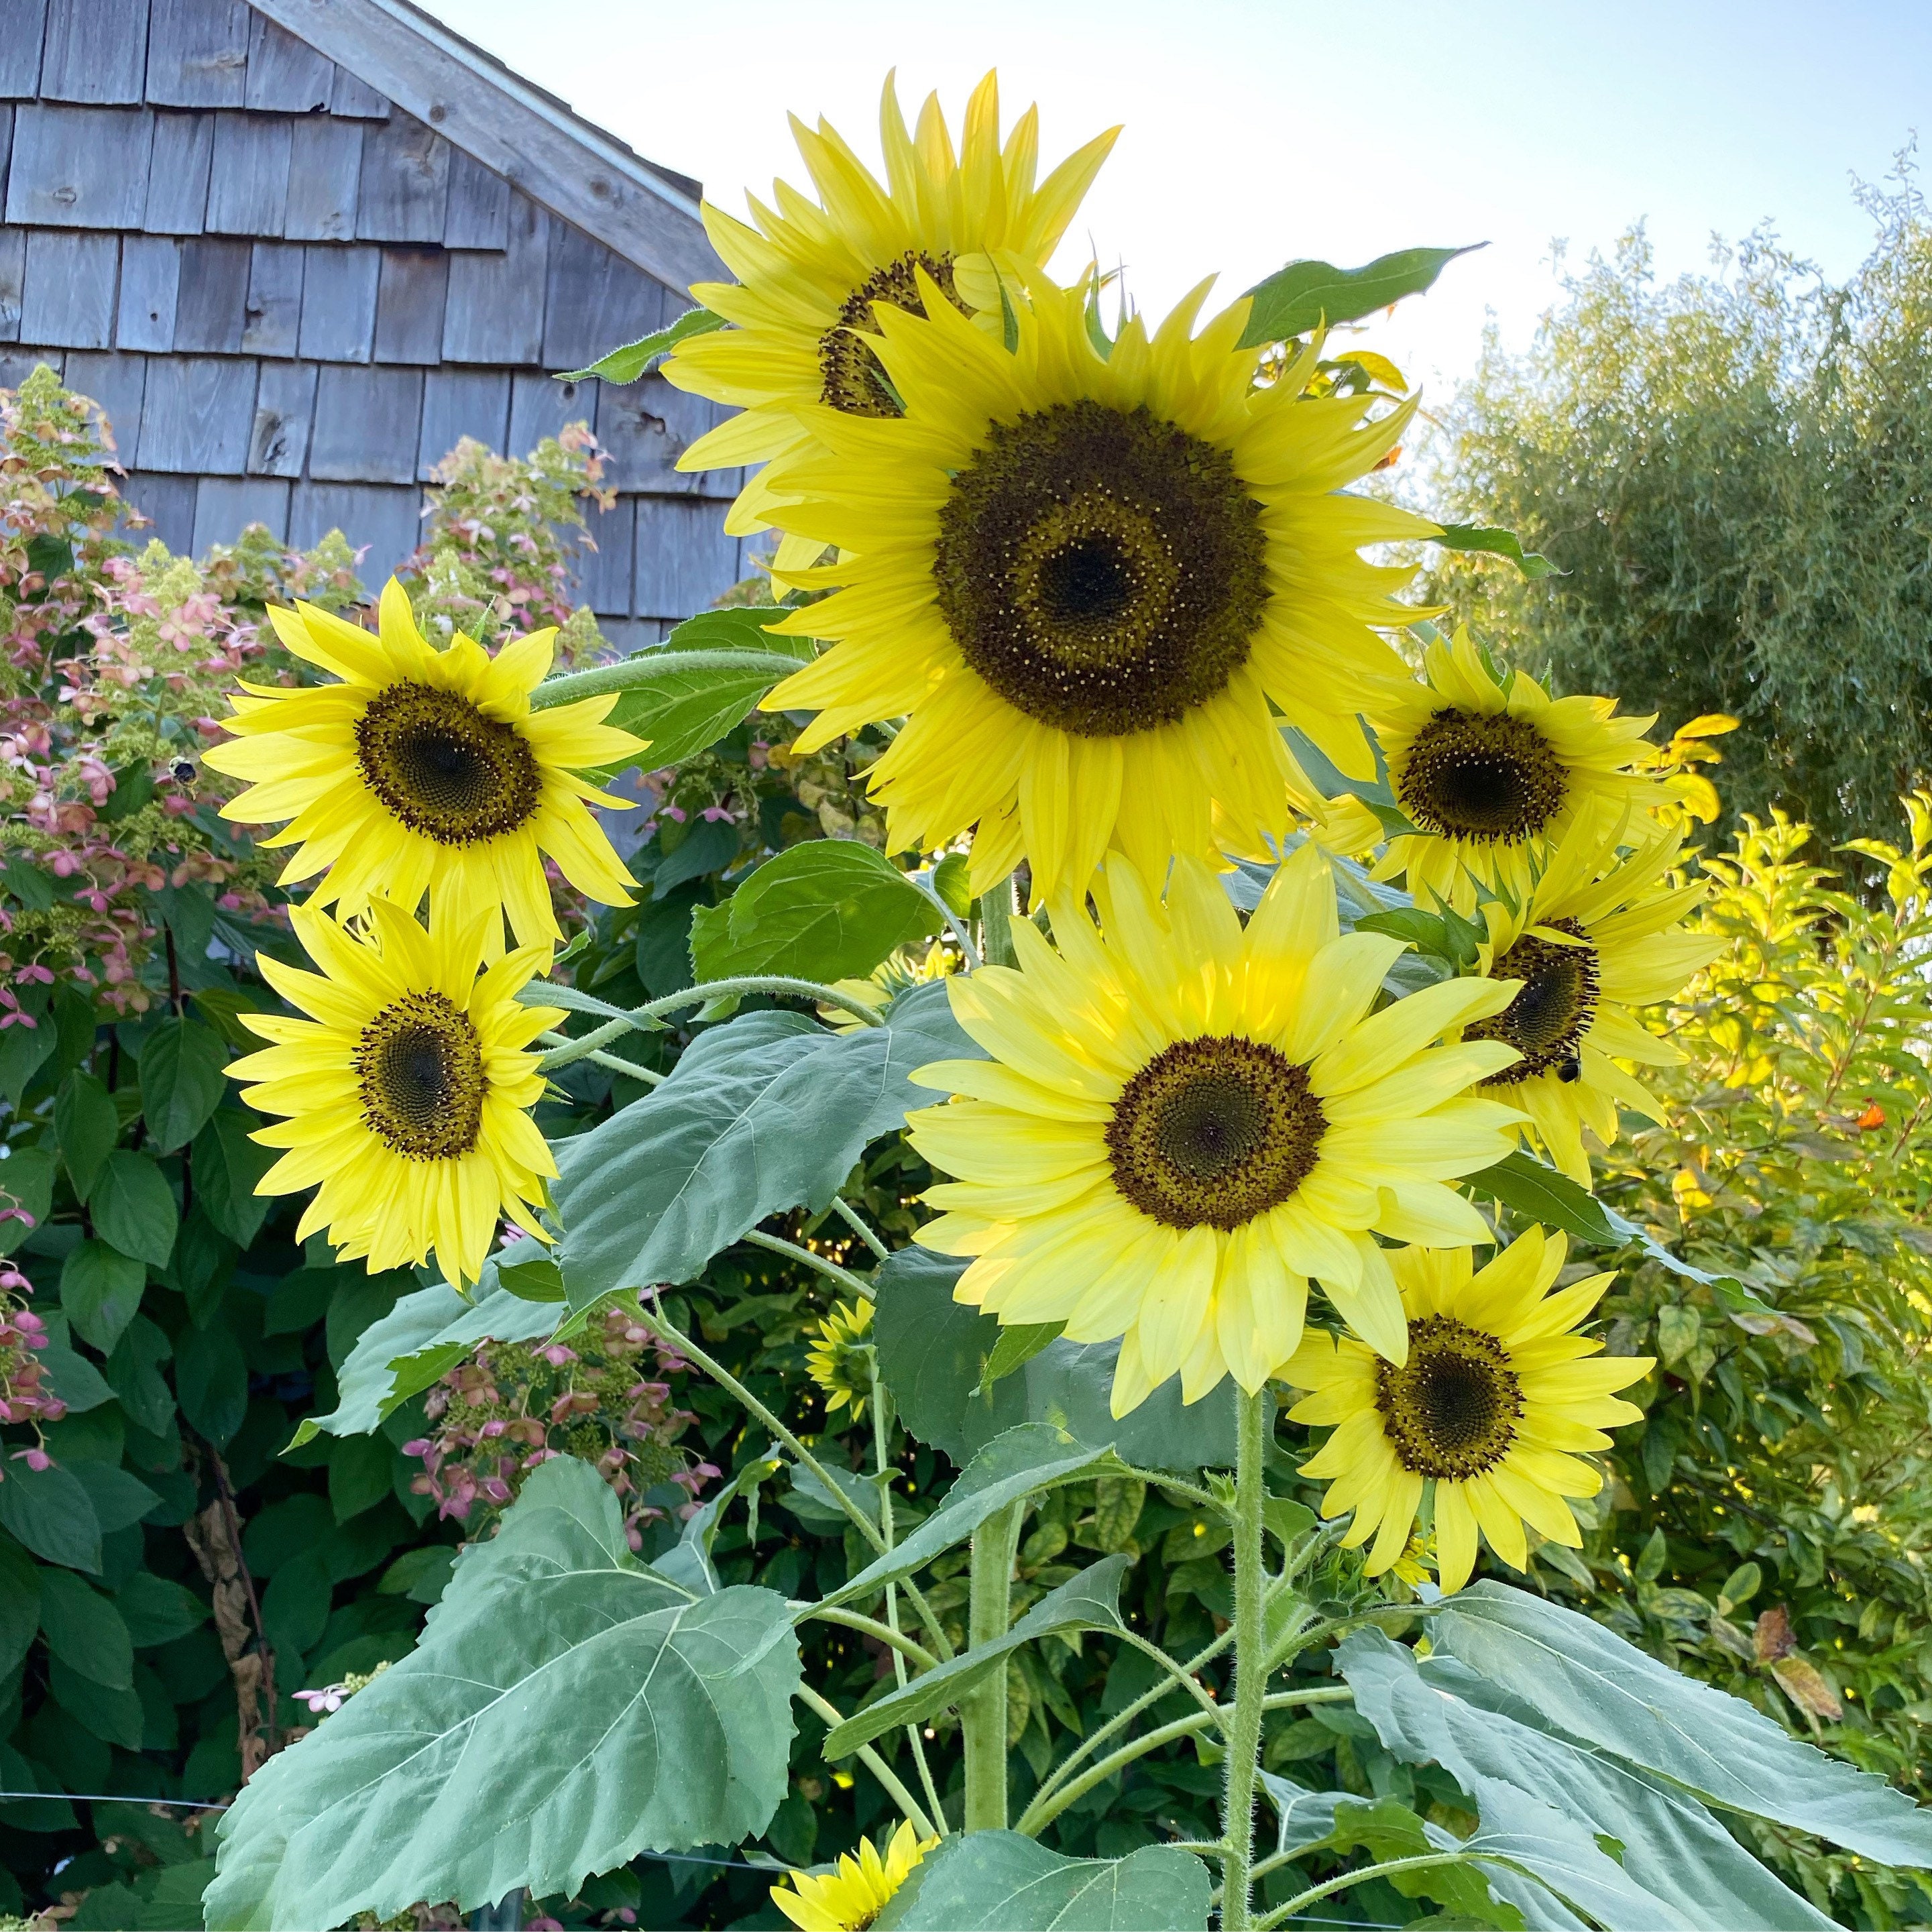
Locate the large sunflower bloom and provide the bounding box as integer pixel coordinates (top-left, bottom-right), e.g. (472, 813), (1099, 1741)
(227, 901), (563, 1288)
(665, 70), (1117, 557)
(1369, 627), (1679, 915)
(772, 1821), (936, 1932)
(760, 277), (1437, 902)
(1284, 1227), (1652, 1592)
(1464, 813), (1722, 1182)
(907, 845), (1526, 1414)
(204, 581), (643, 950)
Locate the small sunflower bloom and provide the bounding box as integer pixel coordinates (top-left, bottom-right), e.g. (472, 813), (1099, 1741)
(806, 1300), (876, 1417)
(1464, 814), (1723, 1181)
(1284, 1227), (1652, 1593)
(665, 70), (1118, 565)
(1368, 626), (1679, 915)
(907, 844), (1527, 1414)
(760, 276), (1437, 903)
(227, 900), (564, 1288)
(772, 1821), (937, 1932)
(204, 580), (644, 951)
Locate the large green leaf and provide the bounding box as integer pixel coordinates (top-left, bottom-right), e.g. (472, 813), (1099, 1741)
(691, 840), (942, 986)
(38, 1569), (133, 1689)
(556, 982), (979, 1308)
(874, 1246), (1244, 1469)
(1436, 1582), (1932, 1868)
(1339, 1630), (1832, 1930)
(59, 1239), (146, 1353)
(876, 1833), (1210, 1930)
(205, 1457), (800, 1931)
(140, 1016), (229, 1153)
(104, 1314), (174, 1434)
(1433, 522), (1557, 581)
(0, 1536), (40, 1674)
(54, 1070), (117, 1201)
(553, 304), (726, 384)
(89, 1151), (177, 1268)
(826, 1555), (1131, 1758)
(296, 1264), (561, 1442)
(192, 1108), (276, 1248)
(0, 1458), (101, 1571)
(823, 1424), (1116, 1611)
(528, 635), (801, 777)
(1238, 245), (1480, 346)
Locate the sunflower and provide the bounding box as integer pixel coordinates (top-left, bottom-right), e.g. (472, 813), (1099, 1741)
(806, 1300), (876, 1417)
(1284, 1226), (1652, 1592)
(906, 844), (1527, 1414)
(226, 900), (564, 1289)
(1461, 813), (1721, 1182)
(664, 70), (1118, 562)
(203, 580), (644, 952)
(772, 1821), (937, 1932)
(1368, 627), (1680, 916)
(758, 276), (1436, 903)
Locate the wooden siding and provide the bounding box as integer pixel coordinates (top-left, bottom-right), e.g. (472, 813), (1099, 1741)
(0, 0), (750, 629)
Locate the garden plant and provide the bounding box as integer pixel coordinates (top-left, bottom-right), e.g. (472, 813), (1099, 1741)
(3, 69), (1932, 1932)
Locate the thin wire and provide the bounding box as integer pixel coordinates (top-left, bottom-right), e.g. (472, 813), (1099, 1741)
(0, 1792), (229, 1809)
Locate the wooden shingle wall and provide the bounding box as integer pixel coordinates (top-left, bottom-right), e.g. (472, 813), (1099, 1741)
(0, 0), (752, 645)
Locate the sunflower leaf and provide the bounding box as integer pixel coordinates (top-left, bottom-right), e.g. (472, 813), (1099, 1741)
(875, 1832), (1210, 1931)
(1433, 522), (1560, 581)
(553, 304), (727, 384)
(1239, 245), (1483, 347)
(204, 1456), (800, 1932)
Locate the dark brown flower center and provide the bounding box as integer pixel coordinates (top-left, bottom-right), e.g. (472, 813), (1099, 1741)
(934, 400), (1269, 738)
(1375, 1314), (1523, 1478)
(819, 250), (969, 416)
(1106, 1035), (1325, 1231)
(355, 683), (543, 846)
(355, 990), (486, 1160)
(1394, 709), (1568, 844)
(1467, 917), (1599, 1085)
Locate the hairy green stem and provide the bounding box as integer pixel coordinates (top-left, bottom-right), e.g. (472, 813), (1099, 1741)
(1256, 1852), (1486, 1929)
(962, 1499), (1024, 1830)
(1017, 1626), (1235, 1833)
(795, 1683), (937, 1842)
(526, 647), (801, 709)
(1115, 1631), (1231, 1731)
(742, 1228), (875, 1300)
(1218, 1388), (1270, 1932)
(536, 974), (885, 1070)
(828, 1194), (891, 1261)
(876, 1383), (948, 1835)
(799, 1605), (936, 1672)
(534, 1030), (665, 1084)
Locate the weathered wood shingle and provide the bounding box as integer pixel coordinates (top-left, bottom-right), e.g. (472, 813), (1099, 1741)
(443, 190), (546, 365)
(144, 111), (215, 232)
(308, 363), (422, 483)
(443, 149), (508, 251)
(40, 0), (149, 105)
(248, 357), (315, 475)
(0, 232), (25, 342)
(242, 12), (331, 113)
(19, 230), (117, 347)
(355, 110), (447, 243)
(192, 473), (288, 550)
(7, 104), (153, 226)
(174, 235), (251, 353)
(284, 117), (361, 241)
(242, 241), (303, 355)
(541, 224), (661, 373)
(146, 0), (249, 109)
(373, 247), (446, 365)
(205, 111), (291, 235)
(140, 354), (258, 472)
(0, 3), (48, 100)
(65, 351), (148, 465)
(416, 369), (508, 481)
(118, 235), (182, 351)
(296, 243), (378, 361)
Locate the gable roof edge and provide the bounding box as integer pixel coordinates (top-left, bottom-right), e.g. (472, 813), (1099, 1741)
(249, 0), (724, 294)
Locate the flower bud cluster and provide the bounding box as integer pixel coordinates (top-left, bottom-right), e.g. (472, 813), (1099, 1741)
(0, 1259), (63, 1459)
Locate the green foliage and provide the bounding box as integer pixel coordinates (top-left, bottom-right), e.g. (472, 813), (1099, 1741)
(555, 304), (728, 385)
(877, 1831), (1212, 1929)
(1239, 245), (1480, 347)
(1422, 165), (1932, 848)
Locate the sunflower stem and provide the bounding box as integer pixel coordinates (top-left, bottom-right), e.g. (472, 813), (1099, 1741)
(978, 878), (1019, 969)
(1218, 1387), (1270, 1932)
(524, 647), (803, 711)
(962, 1499), (1025, 1830)
(874, 1379), (949, 1835)
(742, 1227), (875, 1300)
(534, 974), (886, 1070)
(794, 1684), (937, 1841)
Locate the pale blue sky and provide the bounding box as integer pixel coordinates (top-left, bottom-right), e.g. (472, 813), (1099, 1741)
(427, 0), (1927, 394)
